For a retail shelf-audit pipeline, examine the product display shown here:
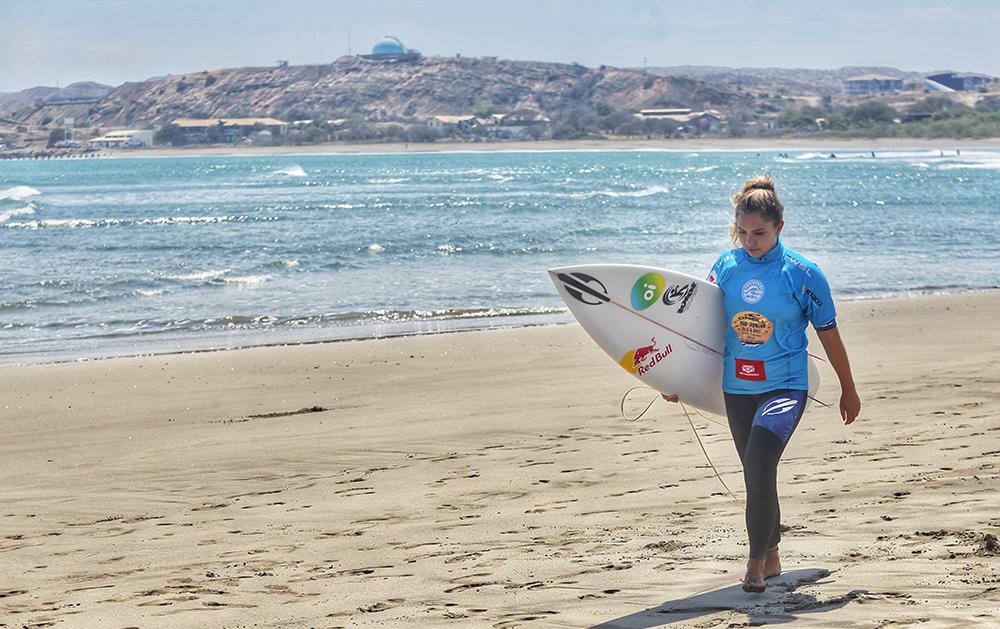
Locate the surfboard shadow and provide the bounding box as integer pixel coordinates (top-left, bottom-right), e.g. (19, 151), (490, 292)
(589, 568), (868, 628)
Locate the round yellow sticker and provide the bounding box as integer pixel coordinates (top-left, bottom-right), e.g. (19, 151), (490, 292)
(731, 311), (774, 346)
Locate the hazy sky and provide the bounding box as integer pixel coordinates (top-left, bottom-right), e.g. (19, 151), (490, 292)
(2, 0), (998, 93)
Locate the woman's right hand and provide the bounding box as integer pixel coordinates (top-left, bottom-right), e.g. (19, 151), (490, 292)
(661, 393), (679, 403)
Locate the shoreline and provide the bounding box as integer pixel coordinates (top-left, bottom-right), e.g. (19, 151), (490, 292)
(124, 136), (1000, 158)
(5, 136), (999, 160)
(6, 286), (997, 369)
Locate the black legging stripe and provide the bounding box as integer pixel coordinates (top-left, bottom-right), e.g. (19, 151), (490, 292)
(724, 389), (807, 560)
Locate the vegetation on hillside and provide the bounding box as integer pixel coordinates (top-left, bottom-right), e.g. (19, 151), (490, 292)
(774, 96), (1000, 138)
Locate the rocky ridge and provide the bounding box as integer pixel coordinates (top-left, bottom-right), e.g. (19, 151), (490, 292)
(2, 56), (749, 129)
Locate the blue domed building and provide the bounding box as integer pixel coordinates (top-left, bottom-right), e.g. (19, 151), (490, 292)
(362, 35), (421, 62)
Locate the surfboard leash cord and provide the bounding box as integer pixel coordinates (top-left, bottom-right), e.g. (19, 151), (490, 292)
(620, 385), (746, 511)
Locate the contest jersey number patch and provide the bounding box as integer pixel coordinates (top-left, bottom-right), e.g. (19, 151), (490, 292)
(731, 311), (774, 346)
(631, 273), (665, 311)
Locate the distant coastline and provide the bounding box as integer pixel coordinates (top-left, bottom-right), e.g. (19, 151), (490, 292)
(5, 136), (999, 162)
(45, 136), (1000, 160)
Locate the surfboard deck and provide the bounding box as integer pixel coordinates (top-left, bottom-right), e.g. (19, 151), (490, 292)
(549, 264), (820, 416)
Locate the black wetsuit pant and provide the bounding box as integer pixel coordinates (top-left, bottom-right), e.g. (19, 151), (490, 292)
(723, 388), (807, 560)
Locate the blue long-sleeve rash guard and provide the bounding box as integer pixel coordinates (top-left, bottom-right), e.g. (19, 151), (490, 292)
(708, 238), (837, 394)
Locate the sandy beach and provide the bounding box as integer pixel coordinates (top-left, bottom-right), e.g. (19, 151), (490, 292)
(115, 136), (1000, 159)
(2, 291), (999, 627)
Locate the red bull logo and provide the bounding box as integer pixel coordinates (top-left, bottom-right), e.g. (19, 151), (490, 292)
(633, 338), (659, 366)
(619, 337), (673, 375)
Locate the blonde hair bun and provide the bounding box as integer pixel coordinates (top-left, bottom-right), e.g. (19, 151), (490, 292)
(741, 175), (776, 193)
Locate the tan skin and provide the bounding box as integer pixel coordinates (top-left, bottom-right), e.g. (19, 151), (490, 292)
(663, 210), (861, 591)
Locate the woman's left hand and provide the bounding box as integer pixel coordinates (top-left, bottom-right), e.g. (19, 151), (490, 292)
(840, 389), (861, 425)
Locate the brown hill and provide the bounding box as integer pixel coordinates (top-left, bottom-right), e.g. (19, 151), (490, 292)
(0, 82), (112, 119)
(644, 65), (928, 95)
(5, 56), (750, 129)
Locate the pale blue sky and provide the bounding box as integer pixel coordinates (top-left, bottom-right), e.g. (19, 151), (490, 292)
(1, 0), (997, 92)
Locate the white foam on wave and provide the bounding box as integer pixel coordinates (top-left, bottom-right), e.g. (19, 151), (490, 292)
(573, 184), (671, 199)
(160, 269), (230, 282)
(319, 203), (362, 210)
(273, 165), (307, 177)
(365, 243), (385, 254)
(2, 215), (277, 230)
(0, 185), (41, 202)
(4, 218), (102, 229)
(0, 186), (43, 223)
(367, 177), (409, 184)
(223, 274), (273, 287)
(144, 215), (250, 225)
(133, 288), (165, 297)
(0, 203), (36, 223)
(933, 158), (1000, 171)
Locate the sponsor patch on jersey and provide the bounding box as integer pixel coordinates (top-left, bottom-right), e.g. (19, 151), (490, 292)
(731, 311), (774, 346)
(801, 284), (824, 307)
(741, 279), (764, 304)
(735, 358), (766, 381)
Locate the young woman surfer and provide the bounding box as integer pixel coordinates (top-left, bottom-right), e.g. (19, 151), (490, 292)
(665, 175), (861, 593)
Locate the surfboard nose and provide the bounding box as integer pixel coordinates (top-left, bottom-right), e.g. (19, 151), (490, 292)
(547, 265), (578, 276)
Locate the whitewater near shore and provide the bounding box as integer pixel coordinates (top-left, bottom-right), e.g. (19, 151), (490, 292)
(1, 291), (999, 627)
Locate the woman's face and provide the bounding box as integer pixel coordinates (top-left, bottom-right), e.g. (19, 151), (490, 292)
(735, 211), (783, 258)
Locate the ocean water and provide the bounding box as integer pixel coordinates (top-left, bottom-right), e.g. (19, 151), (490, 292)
(1, 148), (998, 364)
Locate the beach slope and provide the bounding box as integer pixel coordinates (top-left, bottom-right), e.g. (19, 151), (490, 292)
(1, 292), (998, 627)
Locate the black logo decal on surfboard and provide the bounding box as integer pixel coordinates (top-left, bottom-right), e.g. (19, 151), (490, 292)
(557, 272), (610, 306)
(662, 281), (698, 314)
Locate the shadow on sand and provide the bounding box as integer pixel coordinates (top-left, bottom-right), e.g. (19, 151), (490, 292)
(591, 568), (869, 628)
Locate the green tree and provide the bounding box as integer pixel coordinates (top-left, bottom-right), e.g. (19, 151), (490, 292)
(402, 125), (443, 143)
(846, 101), (897, 126)
(776, 106), (824, 130)
(154, 123), (185, 145)
(975, 95), (1000, 112)
(906, 95), (968, 116)
(46, 128), (66, 147)
(205, 122), (227, 143)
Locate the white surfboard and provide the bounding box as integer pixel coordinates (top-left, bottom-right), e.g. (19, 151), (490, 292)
(549, 264), (820, 416)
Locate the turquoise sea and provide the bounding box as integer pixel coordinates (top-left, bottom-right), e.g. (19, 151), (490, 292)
(1, 148), (998, 364)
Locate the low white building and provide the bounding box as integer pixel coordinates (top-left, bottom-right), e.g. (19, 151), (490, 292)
(635, 109), (724, 132)
(89, 129), (154, 149)
(428, 115), (480, 132)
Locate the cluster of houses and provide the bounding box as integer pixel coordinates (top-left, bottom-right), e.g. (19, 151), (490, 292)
(843, 71), (993, 95)
(76, 107), (726, 150)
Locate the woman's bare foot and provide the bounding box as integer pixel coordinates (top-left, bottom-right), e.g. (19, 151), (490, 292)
(741, 558), (766, 593)
(765, 546), (782, 578)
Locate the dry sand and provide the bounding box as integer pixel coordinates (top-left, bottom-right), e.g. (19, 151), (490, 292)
(2, 291), (999, 628)
(129, 136), (1000, 159)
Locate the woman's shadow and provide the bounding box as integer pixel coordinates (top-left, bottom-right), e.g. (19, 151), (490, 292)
(590, 568), (868, 628)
